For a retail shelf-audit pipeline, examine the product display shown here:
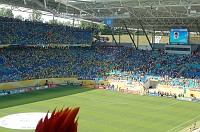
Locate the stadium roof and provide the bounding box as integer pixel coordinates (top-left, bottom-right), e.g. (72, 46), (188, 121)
(1, 0), (200, 31)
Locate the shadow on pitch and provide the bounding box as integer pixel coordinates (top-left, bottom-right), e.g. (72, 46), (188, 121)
(0, 86), (96, 109)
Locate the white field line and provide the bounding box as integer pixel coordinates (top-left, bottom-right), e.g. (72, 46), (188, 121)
(158, 101), (180, 109)
(74, 95), (158, 109)
(74, 95), (179, 110)
(104, 90), (178, 103)
(166, 114), (200, 132)
(76, 90), (181, 110)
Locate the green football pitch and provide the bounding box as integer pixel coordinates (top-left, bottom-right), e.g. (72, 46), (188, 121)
(0, 86), (200, 132)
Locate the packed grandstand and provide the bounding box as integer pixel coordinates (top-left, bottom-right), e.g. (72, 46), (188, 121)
(1, 1), (200, 131)
(0, 16), (199, 90)
(0, 16), (92, 45)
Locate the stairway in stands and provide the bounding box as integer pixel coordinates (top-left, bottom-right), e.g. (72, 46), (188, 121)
(176, 63), (188, 78)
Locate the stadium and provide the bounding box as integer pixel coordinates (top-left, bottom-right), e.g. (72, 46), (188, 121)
(0, 0), (200, 132)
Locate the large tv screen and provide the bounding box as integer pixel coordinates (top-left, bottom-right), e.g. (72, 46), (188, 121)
(170, 29), (189, 44)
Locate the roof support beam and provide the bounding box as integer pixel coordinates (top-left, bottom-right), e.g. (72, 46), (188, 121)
(23, 0), (27, 5)
(44, 0), (46, 8)
(118, 27), (121, 46)
(138, 20), (154, 51)
(108, 26), (118, 47)
(195, 20), (200, 36)
(122, 20), (137, 49)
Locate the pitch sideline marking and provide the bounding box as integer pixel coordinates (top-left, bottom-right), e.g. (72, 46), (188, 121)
(76, 90), (179, 110)
(74, 95), (167, 110)
(158, 101), (180, 109)
(166, 114), (200, 132)
(96, 89), (180, 105)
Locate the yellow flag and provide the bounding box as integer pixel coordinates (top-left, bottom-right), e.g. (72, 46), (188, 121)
(99, 21), (105, 29)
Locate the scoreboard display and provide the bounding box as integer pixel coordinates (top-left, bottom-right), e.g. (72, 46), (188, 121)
(169, 29), (189, 44)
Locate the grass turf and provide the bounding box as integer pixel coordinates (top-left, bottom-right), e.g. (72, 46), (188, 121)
(0, 86), (200, 132)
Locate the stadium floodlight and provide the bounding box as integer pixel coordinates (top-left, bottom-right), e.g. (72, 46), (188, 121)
(156, 7), (158, 10)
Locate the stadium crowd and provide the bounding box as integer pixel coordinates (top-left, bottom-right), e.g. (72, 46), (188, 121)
(0, 16), (92, 45)
(0, 16), (199, 89)
(1, 46), (200, 88)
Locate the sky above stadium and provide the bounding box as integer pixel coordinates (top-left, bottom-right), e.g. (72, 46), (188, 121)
(0, 3), (103, 26)
(0, 4), (77, 24)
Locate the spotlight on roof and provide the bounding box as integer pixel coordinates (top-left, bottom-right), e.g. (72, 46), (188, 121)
(156, 7), (158, 10)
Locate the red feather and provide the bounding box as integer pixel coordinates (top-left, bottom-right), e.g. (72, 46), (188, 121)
(35, 107), (79, 132)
